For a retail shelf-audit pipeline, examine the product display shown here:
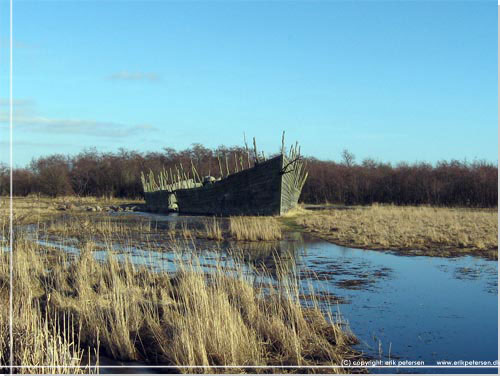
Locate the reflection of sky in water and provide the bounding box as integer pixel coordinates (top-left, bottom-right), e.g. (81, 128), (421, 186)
(21, 216), (498, 374)
(299, 240), (497, 374)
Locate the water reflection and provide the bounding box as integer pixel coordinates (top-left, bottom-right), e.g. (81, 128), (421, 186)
(19, 213), (499, 373)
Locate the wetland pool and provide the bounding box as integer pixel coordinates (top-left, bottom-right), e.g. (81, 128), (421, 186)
(25, 212), (498, 373)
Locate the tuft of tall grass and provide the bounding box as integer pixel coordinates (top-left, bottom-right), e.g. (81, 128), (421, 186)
(203, 217), (223, 241)
(230, 217), (282, 241)
(179, 220), (193, 240)
(0, 238), (95, 374)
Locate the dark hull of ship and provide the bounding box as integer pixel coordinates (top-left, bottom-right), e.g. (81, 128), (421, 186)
(145, 154), (303, 216)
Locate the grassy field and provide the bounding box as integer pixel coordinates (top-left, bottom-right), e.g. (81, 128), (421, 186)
(0, 195), (142, 227)
(0, 200), (362, 373)
(1, 197), (283, 243)
(287, 205), (498, 259)
(3, 196), (496, 257)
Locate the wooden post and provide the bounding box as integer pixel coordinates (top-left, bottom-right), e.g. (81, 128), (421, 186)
(217, 154), (223, 178)
(281, 131), (285, 155)
(253, 137), (259, 164)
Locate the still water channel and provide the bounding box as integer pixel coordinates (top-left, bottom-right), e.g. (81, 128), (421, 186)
(24, 212), (499, 373)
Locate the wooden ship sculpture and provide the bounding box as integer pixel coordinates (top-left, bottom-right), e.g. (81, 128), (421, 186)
(141, 134), (308, 216)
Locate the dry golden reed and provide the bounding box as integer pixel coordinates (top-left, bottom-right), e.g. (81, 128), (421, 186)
(0, 217), (360, 373)
(292, 204), (498, 258)
(203, 217), (223, 241)
(0, 196), (140, 226)
(230, 216), (282, 241)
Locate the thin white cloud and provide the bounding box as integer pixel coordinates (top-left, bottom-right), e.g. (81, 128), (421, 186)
(0, 99), (158, 138)
(0, 112), (159, 138)
(0, 98), (35, 107)
(107, 71), (162, 82)
(0, 140), (70, 148)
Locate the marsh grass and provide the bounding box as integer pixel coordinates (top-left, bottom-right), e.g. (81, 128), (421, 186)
(0, 196), (141, 227)
(171, 216), (282, 242)
(180, 220), (193, 240)
(203, 217), (223, 241)
(291, 204), (498, 259)
(230, 217), (282, 241)
(46, 215), (153, 238)
(0, 215), (361, 373)
(0, 239), (94, 374)
(42, 210), (282, 244)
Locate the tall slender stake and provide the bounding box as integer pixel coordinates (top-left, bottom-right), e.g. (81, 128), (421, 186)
(281, 131), (285, 155)
(253, 137), (259, 164)
(244, 132), (251, 168)
(217, 154), (223, 178)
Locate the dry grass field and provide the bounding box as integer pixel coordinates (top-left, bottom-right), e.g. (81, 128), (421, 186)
(1, 197), (283, 243)
(0, 204), (361, 373)
(290, 205), (498, 259)
(45, 214), (283, 243)
(0, 196), (141, 227)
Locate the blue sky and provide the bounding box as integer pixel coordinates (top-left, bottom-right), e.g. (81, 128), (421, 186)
(0, 0), (497, 167)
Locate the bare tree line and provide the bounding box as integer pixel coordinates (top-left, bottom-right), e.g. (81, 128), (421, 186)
(0, 145), (497, 207)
